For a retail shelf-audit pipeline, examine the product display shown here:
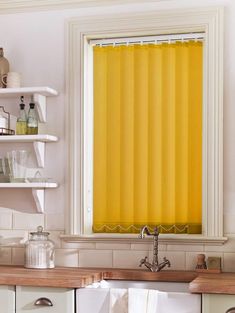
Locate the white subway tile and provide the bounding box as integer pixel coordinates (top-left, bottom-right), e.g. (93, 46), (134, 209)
(224, 253), (235, 272)
(0, 248), (11, 264)
(224, 214), (235, 234)
(61, 242), (96, 249)
(0, 211), (12, 229)
(45, 213), (64, 231)
(167, 244), (204, 252)
(55, 249), (79, 267)
(79, 250), (112, 268)
(13, 212), (44, 230)
(12, 248), (24, 265)
(113, 250), (149, 269)
(0, 230), (28, 246)
(131, 243), (152, 250)
(96, 243), (131, 250)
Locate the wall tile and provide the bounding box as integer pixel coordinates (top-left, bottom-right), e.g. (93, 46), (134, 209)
(45, 213), (64, 230)
(0, 248), (11, 264)
(79, 250), (112, 268)
(61, 242), (96, 249)
(55, 249), (79, 267)
(0, 211), (12, 229)
(167, 244), (204, 252)
(224, 253), (235, 272)
(224, 214), (235, 234)
(131, 243), (166, 251)
(12, 248), (24, 265)
(113, 250), (149, 269)
(0, 229), (28, 246)
(96, 243), (131, 250)
(13, 212), (44, 230)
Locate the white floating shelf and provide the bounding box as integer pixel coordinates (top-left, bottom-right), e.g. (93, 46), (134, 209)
(0, 134), (58, 143)
(0, 182), (58, 188)
(0, 86), (58, 97)
(0, 182), (58, 213)
(0, 86), (58, 123)
(0, 134), (58, 168)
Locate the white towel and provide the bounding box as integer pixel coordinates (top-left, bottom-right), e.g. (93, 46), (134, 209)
(128, 288), (149, 313)
(109, 288), (128, 313)
(147, 289), (159, 313)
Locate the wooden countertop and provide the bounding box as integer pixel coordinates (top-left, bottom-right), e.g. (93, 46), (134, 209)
(0, 266), (196, 288)
(189, 273), (235, 295)
(0, 266), (103, 288)
(0, 266), (234, 295)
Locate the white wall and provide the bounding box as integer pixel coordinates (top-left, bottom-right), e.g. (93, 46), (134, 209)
(1, 0), (235, 271)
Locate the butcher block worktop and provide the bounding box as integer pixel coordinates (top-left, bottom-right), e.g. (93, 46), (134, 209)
(0, 266), (235, 295)
(189, 272), (235, 295)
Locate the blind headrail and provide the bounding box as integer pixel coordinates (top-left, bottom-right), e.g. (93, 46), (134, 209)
(90, 33), (205, 47)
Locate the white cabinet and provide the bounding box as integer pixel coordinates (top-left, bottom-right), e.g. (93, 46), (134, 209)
(0, 87), (59, 213)
(0, 285), (15, 313)
(203, 294), (235, 313)
(0, 285), (75, 313)
(16, 286), (74, 313)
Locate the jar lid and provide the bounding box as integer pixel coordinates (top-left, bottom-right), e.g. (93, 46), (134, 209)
(30, 226), (50, 236)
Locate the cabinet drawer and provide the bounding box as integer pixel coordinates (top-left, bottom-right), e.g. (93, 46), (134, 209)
(16, 286), (74, 313)
(0, 285), (15, 313)
(203, 294), (235, 313)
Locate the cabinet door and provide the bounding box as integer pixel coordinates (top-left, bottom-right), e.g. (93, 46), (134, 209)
(0, 285), (15, 313)
(16, 286), (74, 313)
(203, 294), (235, 313)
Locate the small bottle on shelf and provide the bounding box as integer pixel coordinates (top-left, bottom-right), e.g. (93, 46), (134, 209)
(27, 96), (38, 135)
(16, 96), (27, 135)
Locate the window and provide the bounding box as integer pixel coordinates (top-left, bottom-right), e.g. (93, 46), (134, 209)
(91, 35), (203, 234)
(64, 7), (225, 244)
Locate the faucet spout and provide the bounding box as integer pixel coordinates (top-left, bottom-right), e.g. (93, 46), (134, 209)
(138, 225), (171, 272)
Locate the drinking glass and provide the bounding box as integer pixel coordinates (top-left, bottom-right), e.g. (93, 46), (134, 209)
(7, 150), (28, 182)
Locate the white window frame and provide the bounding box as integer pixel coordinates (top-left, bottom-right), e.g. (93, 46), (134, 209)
(63, 7), (226, 245)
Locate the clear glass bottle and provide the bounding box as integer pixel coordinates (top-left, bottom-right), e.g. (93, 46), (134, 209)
(16, 96), (27, 135)
(27, 97), (38, 134)
(24, 226), (55, 269)
(0, 48), (9, 88)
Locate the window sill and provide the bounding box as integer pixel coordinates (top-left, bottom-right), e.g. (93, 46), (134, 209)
(60, 234), (228, 245)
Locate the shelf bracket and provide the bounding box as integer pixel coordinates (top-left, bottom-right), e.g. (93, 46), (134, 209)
(33, 141), (45, 168)
(33, 93), (46, 122)
(32, 189), (44, 213)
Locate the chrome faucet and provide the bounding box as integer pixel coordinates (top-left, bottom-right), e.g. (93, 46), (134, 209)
(139, 225), (171, 272)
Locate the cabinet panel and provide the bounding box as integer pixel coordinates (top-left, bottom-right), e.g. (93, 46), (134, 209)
(0, 285), (15, 313)
(203, 294), (235, 313)
(16, 286), (74, 313)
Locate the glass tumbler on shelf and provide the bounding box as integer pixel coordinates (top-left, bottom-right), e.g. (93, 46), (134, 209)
(7, 150), (29, 182)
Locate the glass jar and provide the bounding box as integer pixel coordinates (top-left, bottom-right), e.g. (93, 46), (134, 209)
(25, 226), (55, 269)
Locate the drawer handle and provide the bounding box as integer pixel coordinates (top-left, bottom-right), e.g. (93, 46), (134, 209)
(34, 297), (53, 307)
(226, 308), (235, 313)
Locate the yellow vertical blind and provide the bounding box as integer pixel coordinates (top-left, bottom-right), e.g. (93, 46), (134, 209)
(93, 41), (203, 234)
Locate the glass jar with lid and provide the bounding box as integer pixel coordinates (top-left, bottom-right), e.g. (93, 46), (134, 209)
(24, 226), (55, 269)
